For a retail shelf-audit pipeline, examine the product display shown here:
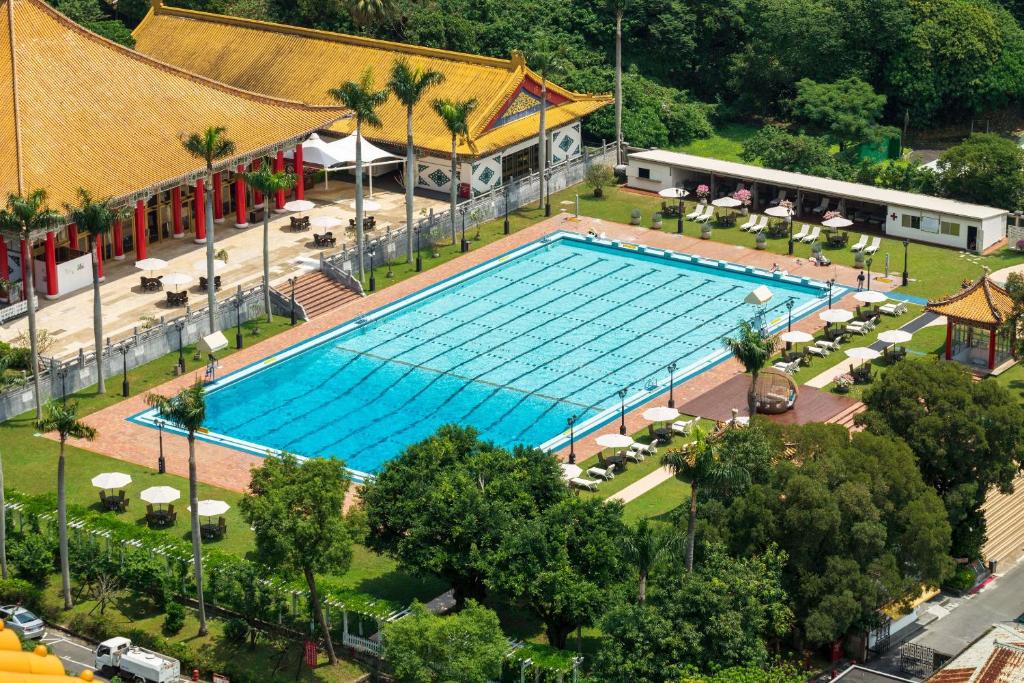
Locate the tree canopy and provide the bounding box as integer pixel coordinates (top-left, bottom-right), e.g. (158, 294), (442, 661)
(792, 77), (891, 150)
(936, 133), (1024, 210)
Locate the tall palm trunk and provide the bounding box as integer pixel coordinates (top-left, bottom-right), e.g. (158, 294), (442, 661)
(89, 236), (105, 394)
(204, 174), (218, 334)
(449, 136), (458, 242)
(304, 566), (338, 665)
(638, 570), (648, 604)
(405, 106), (416, 262)
(0, 449), (7, 580)
(539, 77), (547, 209)
(685, 483), (697, 572)
(748, 370), (759, 417)
(24, 244), (41, 419)
(262, 197), (272, 323)
(355, 121), (366, 281)
(57, 443), (71, 608)
(187, 435), (208, 635)
(615, 11), (623, 165)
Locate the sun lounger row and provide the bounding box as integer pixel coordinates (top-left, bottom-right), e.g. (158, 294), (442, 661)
(846, 316), (880, 335)
(879, 301), (907, 316)
(851, 235), (881, 254)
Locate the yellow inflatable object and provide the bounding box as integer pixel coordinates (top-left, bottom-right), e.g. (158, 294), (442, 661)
(0, 621), (96, 682)
(0, 672), (94, 683)
(0, 620), (22, 651)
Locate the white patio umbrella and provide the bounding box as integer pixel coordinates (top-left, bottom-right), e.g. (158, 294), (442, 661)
(845, 347), (881, 362)
(780, 330), (814, 344)
(134, 257), (167, 273)
(284, 199), (315, 213)
(642, 406), (679, 423)
(764, 205), (793, 218)
(878, 330), (913, 346)
(854, 290), (887, 304)
(162, 272), (191, 291)
(658, 187), (689, 199)
(310, 216), (343, 230)
(822, 216), (853, 229)
(352, 198), (383, 212)
(560, 463), (582, 480)
(712, 196), (742, 208)
(595, 433), (633, 449)
(188, 499), (231, 517)
(820, 309), (853, 324)
(193, 259), (227, 274)
(140, 486), (180, 506)
(91, 472), (132, 491)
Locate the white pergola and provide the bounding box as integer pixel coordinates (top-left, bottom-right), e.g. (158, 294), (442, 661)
(286, 133), (403, 196)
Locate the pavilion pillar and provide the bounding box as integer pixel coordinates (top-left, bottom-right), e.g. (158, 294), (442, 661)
(213, 172), (225, 222)
(134, 199), (147, 260)
(234, 164), (248, 228)
(709, 173), (717, 198)
(112, 217), (124, 260)
(294, 144), (305, 200)
(171, 187), (184, 238)
(67, 222), (79, 251)
(796, 190), (803, 216)
(750, 183), (759, 211)
(194, 180), (206, 244)
(19, 239), (29, 300)
(44, 231), (58, 299)
(945, 320), (953, 360)
(251, 159), (263, 205)
(95, 234), (104, 281)
(274, 150), (286, 212)
(0, 238), (8, 283)
(988, 328), (997, 370)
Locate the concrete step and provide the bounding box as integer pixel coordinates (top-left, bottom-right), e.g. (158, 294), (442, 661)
(291, 272), (361, 319)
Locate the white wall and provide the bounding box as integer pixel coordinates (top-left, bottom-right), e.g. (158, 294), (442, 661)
(33, 251), (92, 298)
(981, 215), (1007, 251)
(417, 156), (472, 195)
(626, 158), (672, 192)
(883, 205), (1005, 252)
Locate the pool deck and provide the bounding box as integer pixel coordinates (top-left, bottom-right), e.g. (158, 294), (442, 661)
(58, 213), (893, 494)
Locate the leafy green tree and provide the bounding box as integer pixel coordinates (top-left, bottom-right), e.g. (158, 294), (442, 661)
(855, 159), (937, 194)
(741, 126), (847, 178)
(936, 133), (1024, 210)
(182, 127), (236, 333)
(622, 520), (677, 603)
(383, 601), (508, 682)
(792, 77), (891, 151)
(361, 425), (566, 607)
(862, 359), (1024, 559)
(54, 0), (136, 46)
(488, 496), (626, 648)
(241, 159), (296, 322)
(723, 320), (777, 417)
(217, 563), (285, 648)
(239, 453), (353, 665)
(329, 68), (390, 280)
(36, 401), (95, 610)
(388, 59), (444, 263)
(11, 534), (53, 588)
(146, 381), (211, 635)
(432, 98), (478, 243)
(678, 664), (807, 683)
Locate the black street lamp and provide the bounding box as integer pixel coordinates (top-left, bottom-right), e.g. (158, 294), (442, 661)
(156, 419), (166, 474)
(368, 245), (377, 292)
(676, 194), (684, 234)
(544, 170), (552, 217)
(232, 287), (244, 350)
(901, 238), (910, 287)
(618, 387), (629, 435)
(786, 298), (794, 332)
(174, 319), (186, 374)
(118, 342), (130, 397)
(787, 210), (795, 255)
(827, 278), (835, 309)
(288, 276), (297, 326)
(503, 185), (511, 235)
(415, 223), (423, 273)
(567, 415), (577, 464)
(866, 257), (873, 290)
(667, 361), (677, 408)
(56, 364), (68, 404)
(459, 207), (469, 253)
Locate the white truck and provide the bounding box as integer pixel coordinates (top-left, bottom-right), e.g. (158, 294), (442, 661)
(94, 636), (181, 683)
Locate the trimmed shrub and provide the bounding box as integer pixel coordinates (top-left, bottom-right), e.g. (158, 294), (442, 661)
(0, 579), (41, 608)
(11, 534), (54, 587)
(162, 601), (185, 636)
(223, 618), (249, 646)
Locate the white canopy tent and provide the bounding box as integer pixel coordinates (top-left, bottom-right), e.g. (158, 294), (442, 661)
(286, 133), (404, 196)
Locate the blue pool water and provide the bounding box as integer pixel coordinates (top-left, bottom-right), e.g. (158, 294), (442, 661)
(135, 234), (834, 477)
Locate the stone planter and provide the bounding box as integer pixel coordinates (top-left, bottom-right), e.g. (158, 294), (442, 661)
(700, 225), (712, 240)
(755, 234), (767, 250)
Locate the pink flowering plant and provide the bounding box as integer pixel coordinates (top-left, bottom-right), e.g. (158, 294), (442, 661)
(823, 210), (842, 221)
(733, 188), (752, 205)
(696, 184), (710, 199)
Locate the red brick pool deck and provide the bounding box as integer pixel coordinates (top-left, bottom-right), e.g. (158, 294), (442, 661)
(62, 215), (892, 493)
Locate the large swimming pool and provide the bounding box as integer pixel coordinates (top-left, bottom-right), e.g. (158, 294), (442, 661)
(132, 232), (839, 479)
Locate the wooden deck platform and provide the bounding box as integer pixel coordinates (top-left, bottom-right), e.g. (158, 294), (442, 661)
(676, 374), (862, 425)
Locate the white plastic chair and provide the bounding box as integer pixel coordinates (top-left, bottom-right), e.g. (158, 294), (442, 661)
(802, 225), (821, 243)
(863, 236), (881, 255)
(850, 235), (868, 252)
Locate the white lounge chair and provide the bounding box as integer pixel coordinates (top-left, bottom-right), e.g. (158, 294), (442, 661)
(749, 217), (769, 234)
(773, 360), (800, 374)
(588, 466), (615, 480)
(685, 205), (705, 220)
(740, 214), (759, 230)
(769, 189), (787, 206)
(850, 235), (868, 252)
(806, 345), (829, 357)
(672, 417), (699, 435)
(625, 451), (645, 464)
(845, 322), (869, 335)
(879, 302), (907, 316)
(630, 441), (656, 456)
(863, 236), (881, 255)
(694, 206), (715, 224)
(811, 197), (830, 214)
(792, 224), (811, 241)
(801, 225), (821, 243)
(570, 477), (600, 491)
(816, 339), (841, 351)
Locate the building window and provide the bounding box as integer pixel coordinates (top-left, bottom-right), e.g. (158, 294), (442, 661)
(638, 167), (651, 179)
(940, 221), (961, 236)
(901, 214), (920, 230)
(501, 146), (538, 183)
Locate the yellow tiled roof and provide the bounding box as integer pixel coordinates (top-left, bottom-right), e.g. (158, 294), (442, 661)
(132, 1), (610, 157)
(926, 275), (1014, 327)
(0, 0), (348, 213)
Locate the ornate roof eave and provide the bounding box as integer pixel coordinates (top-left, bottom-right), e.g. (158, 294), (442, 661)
(925, 274), (1013, 328)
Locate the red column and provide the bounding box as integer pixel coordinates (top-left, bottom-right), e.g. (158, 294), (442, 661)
(213, 172), (224, 222)
(67, 222), (79, 251)
(194, 180), (206, 243)
(274, 150), (286, 211)
(95, 234), (104, 281)
(44, 231), (58, 298)
(112, 217), (124, 259)
(988, 328), (997, 369)
(0, 238), (8, 282)
(235, 164), (248, 227)
(171, 187), (183, 238)
(294, 144), (305, 200)
(252, 159), (264, 206)
(945, 320), (953, 360)
(19, 239), (29, 301)
(134, 199), (147, 260)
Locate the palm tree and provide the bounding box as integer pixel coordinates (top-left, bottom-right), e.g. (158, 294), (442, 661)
(242, 160), (296, 322)
(525, 35), (569, 211)
(65, 190), (115, 395)
(0, 190), (62, 419)
(344, 0), (394, 30)
(388, 59), (444, 264)
(147, 381), (210, 635)
(183, 127), (236, 334)
(36, 401), (96, 609)
(661, 425), (752, 572)
(329, 69), (390, 283)
(608, 0), (629, 164)
(622, 519), (677, 603)
(723, 320), (777, 418)
(432, 98), (478, 242)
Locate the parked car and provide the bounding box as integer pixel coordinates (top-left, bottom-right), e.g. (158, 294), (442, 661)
(0, 605), (45, 639)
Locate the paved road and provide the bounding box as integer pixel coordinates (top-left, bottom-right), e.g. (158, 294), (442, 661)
(40, 629), (109, 681)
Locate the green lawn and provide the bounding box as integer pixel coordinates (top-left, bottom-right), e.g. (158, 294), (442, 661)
(623, 477), (691, 524)
(670, 123), (760, 163)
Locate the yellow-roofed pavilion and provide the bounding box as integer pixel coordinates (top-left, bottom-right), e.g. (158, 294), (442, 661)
(926, 274), (1016, 372)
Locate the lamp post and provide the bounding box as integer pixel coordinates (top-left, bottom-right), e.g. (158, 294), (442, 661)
(786, 298), (794, 332)
(787, 209), (795, 255)
(901, 238), (909, 286)
(118, 342), (130, 397)
(827, 278), (835, 309)
(866, 257), (873, 290)
(459, 206), (469, 253)
(174, 319), (186, 374)
(232, 286), (243, 350)
(415, 223), (423, 273)
(544, 170), (552, 217)
(667, 361), (677, 408)
(676, 195), (684, 235)
(288, 276), (297, 326)
(56, 364), (68, 404)
(503, 184), (511, 235)
(567, 415), (577, 464)
(156, 419), (166, 474)
(618, 387), (628, 435)
(368, 245), (377, 292)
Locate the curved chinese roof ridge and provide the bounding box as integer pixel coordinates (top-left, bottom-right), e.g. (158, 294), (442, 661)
(132, 0), (611, 157)
(926, 274), (1014, 328)
(0, 0), (348, 213)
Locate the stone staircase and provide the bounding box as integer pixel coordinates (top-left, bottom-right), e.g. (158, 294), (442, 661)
(825, 401), (865, 431)
(291, 272), (361, 319)
(982, 473), (1024, 566)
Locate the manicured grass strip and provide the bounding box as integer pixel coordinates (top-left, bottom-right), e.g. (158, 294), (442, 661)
(623, 477), (691, 524)
(669, 123), (761, 163)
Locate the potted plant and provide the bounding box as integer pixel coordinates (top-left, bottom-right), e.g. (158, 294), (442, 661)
(854, 249), (865, 269)
(755, 231), (767, 249)
(1017, 238), (1024, 251)
(696, 184), (710, 204)
(700, 223), (712, 240)
(833, 375), (852, 394)
(734, 188), (752, 215)
(630, 208), (642, 226)
(585, 164), (615, 198)
(651, 212), (663, 229)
